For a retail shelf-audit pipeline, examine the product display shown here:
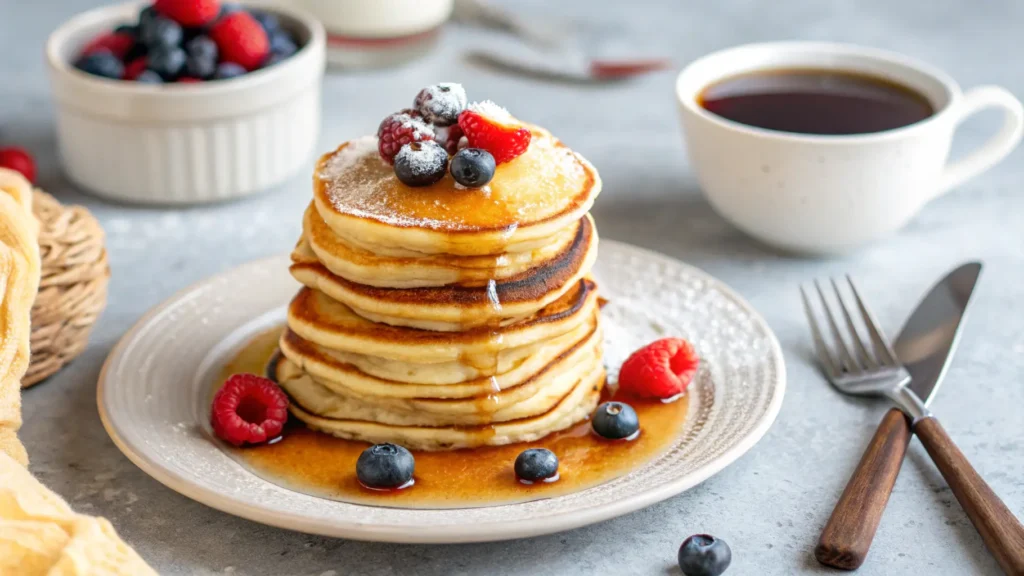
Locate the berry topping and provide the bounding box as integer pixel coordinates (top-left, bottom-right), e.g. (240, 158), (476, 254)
(356, 443), (415, 490)
(458, 101), (532, 164)
(140, 15), (184, 49)
(618, 337), (699, 400)
(394, 141), (449, 187)
(269, 31), (298, 58)
(450, 148), (496, 189)
(377, 110), (435, 164)
(210, 11), (270, 70)
(135, 70), (164, 84)
(147, 45), (187, 80)
(0, 147), (37, 184)
(81, 32), (135, 59)
(514, 448), (559, 483)
(124, 57), (149, 80)
(434, 123), (464, 155)
(178, 76), (203, 83)
(154, 0), (222, 27)
(591, 401), (640, 440)
(265, 350), (282, 383)
(678, 534), (732, 576)
(251, 10), (280, 34)
(413, 83), (467, 127)
(210, 373), (289, 446)
(214, 61), (246, 80)
(75, 50), (125, 80)
(184, 35), (218, 79)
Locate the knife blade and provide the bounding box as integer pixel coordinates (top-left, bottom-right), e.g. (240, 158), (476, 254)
(816, 262), (983, 570)
(893, 261), (982, 406)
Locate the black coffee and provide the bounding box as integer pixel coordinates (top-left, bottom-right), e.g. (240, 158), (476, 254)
(698, 68), (935, 135)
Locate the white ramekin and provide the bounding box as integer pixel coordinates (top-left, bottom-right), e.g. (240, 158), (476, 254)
(46, 2), (326, 205)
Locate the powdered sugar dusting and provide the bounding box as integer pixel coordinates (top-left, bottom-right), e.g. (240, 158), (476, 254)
(468, 100), (513, 122)
(394, 141), (447, 177)
(319, 136), (380, 180)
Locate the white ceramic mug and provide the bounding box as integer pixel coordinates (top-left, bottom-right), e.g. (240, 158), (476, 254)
(675, 42), (1024, 254)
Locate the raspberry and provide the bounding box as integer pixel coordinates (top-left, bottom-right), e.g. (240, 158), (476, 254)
(124, 58), (148, 80)
(617, 338), (699, 400)
(154, 0), (221, 27)
(210, 373), (289, 446)
(413, 83), (467, 126)
(457, 101), (532, 164)
(209, 11), (269, 71)
(0, 147), (37, 184)
(81, 32), (135, 59)
(377, 110), (435, 165)
(435, 123), (464, 155)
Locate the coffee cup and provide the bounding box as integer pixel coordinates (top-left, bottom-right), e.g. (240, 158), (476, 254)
(675, 42), (1023, 254)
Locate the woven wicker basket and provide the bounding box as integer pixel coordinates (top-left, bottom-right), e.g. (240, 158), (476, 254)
(23, 190), (110, 388)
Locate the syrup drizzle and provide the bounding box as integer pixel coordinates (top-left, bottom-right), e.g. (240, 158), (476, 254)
(217, 328), (691, 510)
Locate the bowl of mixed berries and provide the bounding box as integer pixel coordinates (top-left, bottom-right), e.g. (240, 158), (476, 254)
(46, 0), (326, 204)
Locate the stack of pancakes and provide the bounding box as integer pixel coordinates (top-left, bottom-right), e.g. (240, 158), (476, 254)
(276, 126), (604, 450)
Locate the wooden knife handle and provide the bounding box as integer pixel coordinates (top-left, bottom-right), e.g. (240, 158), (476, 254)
(916, 417), (1024, 575)
(816, 408), (912, 570)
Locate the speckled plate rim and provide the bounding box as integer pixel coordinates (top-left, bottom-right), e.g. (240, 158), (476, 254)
(98, 241), (786, 543)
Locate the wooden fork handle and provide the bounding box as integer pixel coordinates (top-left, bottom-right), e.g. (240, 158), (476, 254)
(915, 417), (1024, 575)
(816, 408), (912, 570)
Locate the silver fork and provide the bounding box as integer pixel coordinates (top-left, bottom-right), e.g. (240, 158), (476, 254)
(800, 277), (926, 418)
(802, 276), (1024, 574)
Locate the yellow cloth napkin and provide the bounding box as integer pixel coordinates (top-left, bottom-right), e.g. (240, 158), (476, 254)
(0, 168), (155, 575)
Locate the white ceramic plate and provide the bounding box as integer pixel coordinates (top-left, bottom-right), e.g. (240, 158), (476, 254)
(98, 241), (785, 543)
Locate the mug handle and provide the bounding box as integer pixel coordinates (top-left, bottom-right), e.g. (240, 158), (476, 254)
(935, 85), (1024, 198)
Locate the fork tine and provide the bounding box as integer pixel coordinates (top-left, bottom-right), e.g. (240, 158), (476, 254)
(846, 275), (899, 366)
(815, 280), (861, 374)
(801, 285), (839, 378)
(830, 278), (878, 369)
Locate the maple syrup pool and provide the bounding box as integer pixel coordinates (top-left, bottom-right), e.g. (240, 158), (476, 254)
(211, 327), (690, 509)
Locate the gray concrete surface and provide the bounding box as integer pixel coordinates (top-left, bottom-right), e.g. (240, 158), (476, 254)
(3, 0), (1023, 574)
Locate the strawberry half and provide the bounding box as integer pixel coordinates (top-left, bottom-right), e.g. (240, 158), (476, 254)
(457, 101), (532, 164)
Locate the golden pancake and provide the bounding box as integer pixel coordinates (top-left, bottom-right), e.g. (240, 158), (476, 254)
(280, 360), (606, 451)
(286, 278), (597, 365)
(276, 332), (600, 426)
(312, 127), (601, 257)
(289, 216), (597, 331)
(299, 203), (581, 288)
(278, 315), (599, 398)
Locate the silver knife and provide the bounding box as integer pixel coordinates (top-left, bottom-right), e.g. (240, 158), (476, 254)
(818, 263), (1024, 574)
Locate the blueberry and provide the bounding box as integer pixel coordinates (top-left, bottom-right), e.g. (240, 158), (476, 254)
(135, 70), (164, 84)
(213, 62), (246, 80)
(262, 53), (287, 68)
(591, 401), (640, 440)
(138, 5), (158, 27)
(265, 350), (282, 383)
(146, 46), (187, 80)
(678, 534), (732, 576)
(251, 10), (280, 33)
(356, 443), (415, 489)
(514, 448), (559, 483)
(75, 50), (124, 79)
(394, 141), (449, 187)
(184, 35), (218, 79)
(413, 83), (467, 126)
(450, 148), (496, 188)
(114, 23), (138, 36)
(218, 3), (245, 18)
(140, 16), (183, 49)
(269, 31), (297, 58)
